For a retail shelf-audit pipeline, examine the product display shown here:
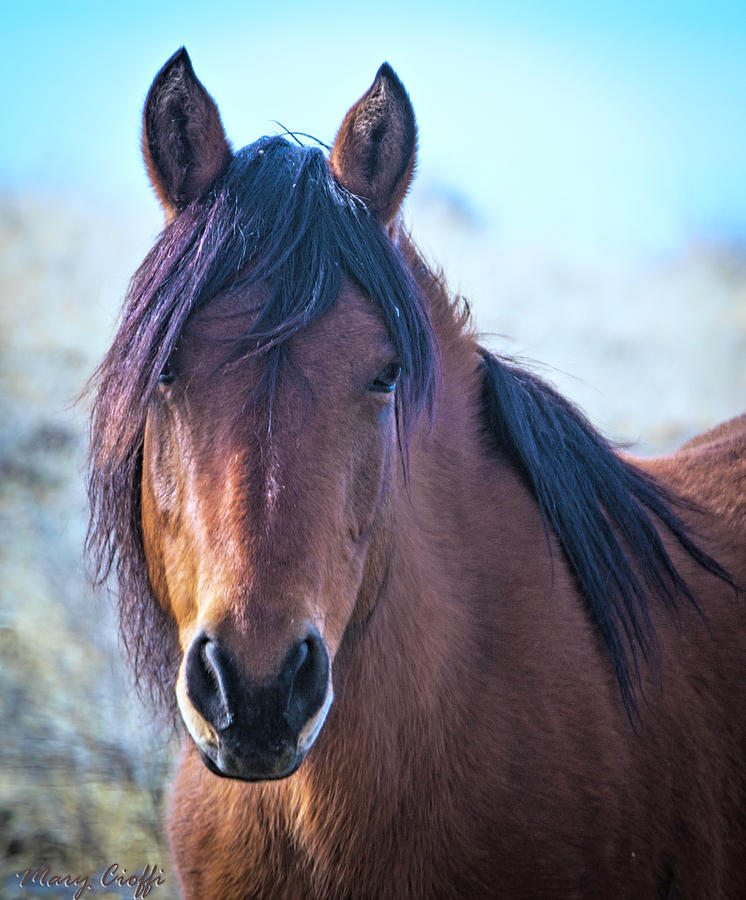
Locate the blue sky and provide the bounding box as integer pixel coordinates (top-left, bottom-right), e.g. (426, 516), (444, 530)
(3, 1), (746, 256)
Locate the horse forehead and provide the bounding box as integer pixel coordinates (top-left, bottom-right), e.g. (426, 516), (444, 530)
(182, 284), (267, 347)
(291, 284), (392, 366)
(181, 279), (392, 371)
(169, 282), (392, 446)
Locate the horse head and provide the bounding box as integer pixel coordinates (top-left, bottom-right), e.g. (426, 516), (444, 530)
(137, 50), (431, 781)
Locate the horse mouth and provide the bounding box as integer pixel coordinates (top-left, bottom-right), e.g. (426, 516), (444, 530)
(192, 684), (334, 782)
(197, 743), (305, 781)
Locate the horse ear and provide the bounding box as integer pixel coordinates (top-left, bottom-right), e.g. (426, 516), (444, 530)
(329, 63), (417, 225)
(142, 48), (233, 220)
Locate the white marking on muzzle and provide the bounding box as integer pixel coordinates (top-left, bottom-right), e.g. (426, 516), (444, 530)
(297, 680), (334, 755)
(176, 672), (218, 752)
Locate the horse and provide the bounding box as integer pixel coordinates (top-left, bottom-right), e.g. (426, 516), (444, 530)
(87, 48), (746, 898)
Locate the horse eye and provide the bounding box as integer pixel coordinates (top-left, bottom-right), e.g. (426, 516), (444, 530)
(369, 362), (402, 393)
(158, 365), (177, 386)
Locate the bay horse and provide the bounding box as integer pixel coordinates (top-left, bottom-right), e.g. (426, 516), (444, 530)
(87, 48), (746, 898)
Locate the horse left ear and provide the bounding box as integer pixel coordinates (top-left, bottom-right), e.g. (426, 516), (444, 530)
(329, 63), (417, 225)
(142, 47), (233, 221)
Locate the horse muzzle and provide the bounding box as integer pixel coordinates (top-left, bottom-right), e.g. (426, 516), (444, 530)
(179, 625), (332, 781)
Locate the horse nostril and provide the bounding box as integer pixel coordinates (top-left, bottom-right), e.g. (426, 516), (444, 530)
(284, 628), (329, 733)
(283, 639), (309, 686)
(185, 627), (329, 753)
(185, 633), (233, 732)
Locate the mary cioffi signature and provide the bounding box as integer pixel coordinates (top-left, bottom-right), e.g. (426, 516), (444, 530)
(15, 863), (165, 899)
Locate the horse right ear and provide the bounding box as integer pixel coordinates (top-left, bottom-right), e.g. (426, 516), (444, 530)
(142, 48), (233, 221)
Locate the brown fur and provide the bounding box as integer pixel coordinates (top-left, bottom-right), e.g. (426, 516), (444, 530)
(133, 59), (746, 898)
(151, 277), (746, 899)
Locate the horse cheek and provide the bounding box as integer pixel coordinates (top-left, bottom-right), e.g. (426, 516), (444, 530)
(142, 415), (198, 634)
(141, 420), (174, 617)
(346, 404), (396, 540)
(338, 410), (396, 629)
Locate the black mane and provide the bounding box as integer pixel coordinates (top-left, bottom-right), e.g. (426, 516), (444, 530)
(478, 348), (734, 715)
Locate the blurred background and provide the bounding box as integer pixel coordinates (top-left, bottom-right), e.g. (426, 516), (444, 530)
(2, 1), (745, 896)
